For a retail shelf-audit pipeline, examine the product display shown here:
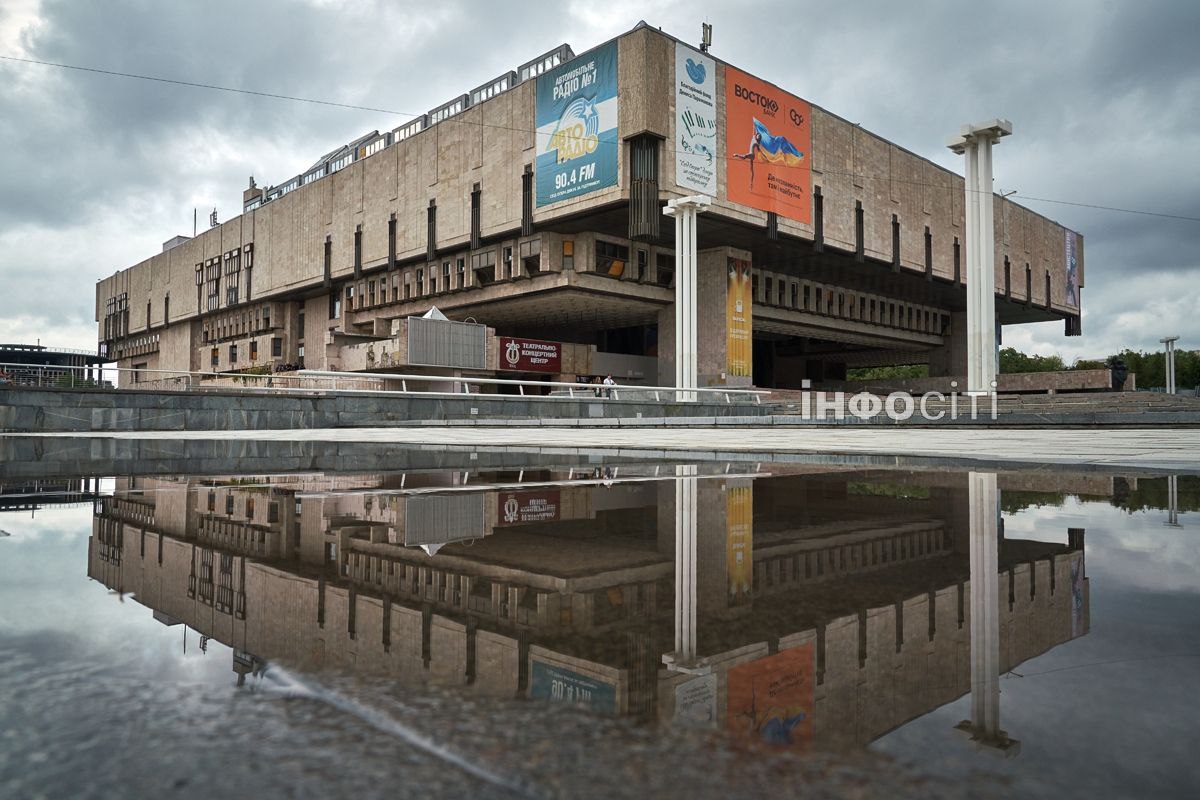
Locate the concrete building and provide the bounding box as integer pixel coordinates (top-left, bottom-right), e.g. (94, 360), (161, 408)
(88, 467), (1089, 741)
(95, 23), (1083, 390)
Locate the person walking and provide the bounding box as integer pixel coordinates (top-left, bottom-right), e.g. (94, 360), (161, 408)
(602, 374), (616, 399)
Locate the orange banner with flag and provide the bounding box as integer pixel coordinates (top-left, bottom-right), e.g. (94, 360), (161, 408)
(725, 67), (812, 224)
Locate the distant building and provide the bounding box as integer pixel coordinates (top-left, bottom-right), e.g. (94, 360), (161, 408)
(0, 343), (107, 386)
(96, 23), (1083, 390)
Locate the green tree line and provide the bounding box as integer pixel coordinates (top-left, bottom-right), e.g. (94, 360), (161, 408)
(850, 347), (1198, 389)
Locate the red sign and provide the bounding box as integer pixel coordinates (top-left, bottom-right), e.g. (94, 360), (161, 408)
(497, 490), (560, 526)
(499, 337), (562, 372)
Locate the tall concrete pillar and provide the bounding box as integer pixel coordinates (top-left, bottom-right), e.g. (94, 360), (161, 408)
(664, 196), (711, 401)
(955, 471), (1020, 755)
(949, 121), (1011, 395)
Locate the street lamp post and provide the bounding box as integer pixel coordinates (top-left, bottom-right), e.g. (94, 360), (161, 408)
(949, 120), (1012, 395)
(664, 195), (712, 402)
(1160, 335), (1179, 394)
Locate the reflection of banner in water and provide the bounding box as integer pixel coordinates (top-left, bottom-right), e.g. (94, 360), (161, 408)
(726, 643), (814, 749)
(726, 258), (753, 378)
(1070, 555), (1085, 638)
(674, 673), (717, 728)
(529, 659), (618, 714)
(726, 482), (753, 604)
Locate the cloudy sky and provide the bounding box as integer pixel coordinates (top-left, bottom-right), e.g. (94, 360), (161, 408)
(1, 0), (1197, 361)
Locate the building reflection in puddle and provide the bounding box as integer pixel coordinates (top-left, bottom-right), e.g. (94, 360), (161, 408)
(87, 463), (1091, 754)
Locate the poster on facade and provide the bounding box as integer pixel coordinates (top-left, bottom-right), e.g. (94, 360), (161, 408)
(530, 659), (618, 714)
(724, 68), (812, 223)
(1070, 555), (1085, 638)
(726, 643), (815, 749)
(536, 41), (619, 207)
(675, 42), (717, 196)
(1065, 230), (1080, 308)
(499, 336), (562, 372)
(497, 489), (560, 526)
(674, 673), (718, 728)
(726, 258), (753, 378)
(726, 481), (753, 605)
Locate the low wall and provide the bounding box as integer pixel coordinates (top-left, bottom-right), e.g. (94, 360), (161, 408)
(0, 385), (768, 433)
(837, 369), (1136, 395)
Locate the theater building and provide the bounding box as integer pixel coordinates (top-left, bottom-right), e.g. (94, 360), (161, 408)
(95, 22), (1083, 390)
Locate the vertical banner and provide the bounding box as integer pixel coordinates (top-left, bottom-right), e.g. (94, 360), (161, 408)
(536, 41), (619, 207)
(726, 257), (753, 378)
(725, 68), (812, 223)
(674, 673), (718, 728)
(675, 43), (717, 195)
(1065, 230), (1080, 308)
(726, 481), (753, 605)
(727, 643), (815, 749)
(1070, 555), (1085, 638)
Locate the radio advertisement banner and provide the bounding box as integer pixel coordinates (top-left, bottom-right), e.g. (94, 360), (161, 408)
(727, 643), (815, 749)
(499, 336), (562, 372)
(724, 67), (812, 223)
(675, 42), (717, 196)
(727, 257), (753, 378)
(530, 660), (618, 714)
(536, 41), (619, 207)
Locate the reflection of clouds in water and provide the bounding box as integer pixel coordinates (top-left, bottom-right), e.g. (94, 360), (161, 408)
(1003, 495), (1200, 594)
(0, 507), (233, 686)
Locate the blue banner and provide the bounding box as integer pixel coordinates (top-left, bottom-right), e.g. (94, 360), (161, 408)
(535, 41), (619, 207)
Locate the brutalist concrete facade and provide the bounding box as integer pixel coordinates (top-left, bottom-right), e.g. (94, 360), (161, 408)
(96, 23), (1083, 390)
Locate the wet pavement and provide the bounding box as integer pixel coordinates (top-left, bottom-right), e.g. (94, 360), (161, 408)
(1, 443), (1197, 798)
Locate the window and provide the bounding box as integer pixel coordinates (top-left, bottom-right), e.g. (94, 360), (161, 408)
(225, 495), (234, 515)
(330, 291), (341, 320)
(368, 280), (376, 306)
(595, 240), (629, 277)
(229, 344), (237, 363)
(778, 282), (785, 307)
(752, 275), (759, 301)
(520, 239), (541, 274)
(262, 306), (270, 329)
(268, 503), (279, 524)
(503, 247), (513, 279)
(416, 268), (424, 295)
(803, 285), (811, 311)
(815, 288), (822, 312)
(443, 260), (452, 289)
(562, 240), (574, 271)
(245, 497), (255, 519)
(656, 252), (674, 287)
(211, 348), (219, 368)
(250, 341), (258, 361)
(637, 250), (648, 282)
(457, 258), (466, 286)
(791, 284), (798, 308)
(345, 285), (355, 310)
(765, 277), (772, 303)
(470, 251), (496, 285)
(271, 337), (282, 357)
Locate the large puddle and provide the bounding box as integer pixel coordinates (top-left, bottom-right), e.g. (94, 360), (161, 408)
(2, 443), (1197, 798)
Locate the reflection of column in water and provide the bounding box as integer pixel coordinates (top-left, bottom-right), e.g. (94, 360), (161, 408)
(1166, 475), (1182, 528)
(664, 466), (710, 675)
(955, 471), (1020, 755)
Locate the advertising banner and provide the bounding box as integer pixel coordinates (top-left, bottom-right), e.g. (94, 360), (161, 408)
(1065, 230), (1080, 307)
(497, 489), (560, 527)
(724, 67), (812, 223)
(536, 41), (619, 207)
(499, 336), (562, 372)
(1070, 555), (1085, 638)
(726, 481), (753, 605)
(530, 660), (618, 713)
(726, 258), (753, 378)
(727, 643), (815, 749)
(675, 43), (717, 196)
(674, 673), (718, 728)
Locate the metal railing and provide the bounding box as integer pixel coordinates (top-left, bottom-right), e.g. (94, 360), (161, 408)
(0, 361), (769, 404)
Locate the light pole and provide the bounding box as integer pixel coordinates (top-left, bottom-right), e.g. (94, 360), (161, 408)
(1159, 335), (1179, 394)
(949, 120), (1012, 395)
(664, 195), (712, 402)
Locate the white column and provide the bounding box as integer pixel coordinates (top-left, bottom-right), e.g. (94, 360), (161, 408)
(1161, 336), (1179, 394)
(664, 465), (710, 675)
(950, 121), (1011, 395)
(955, 470), (1020, 755)
(664, 196), (711, 402)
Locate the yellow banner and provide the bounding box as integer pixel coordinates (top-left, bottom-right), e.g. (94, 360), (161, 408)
(726, 482), (753, 604)
(727, 258), (752, 378)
